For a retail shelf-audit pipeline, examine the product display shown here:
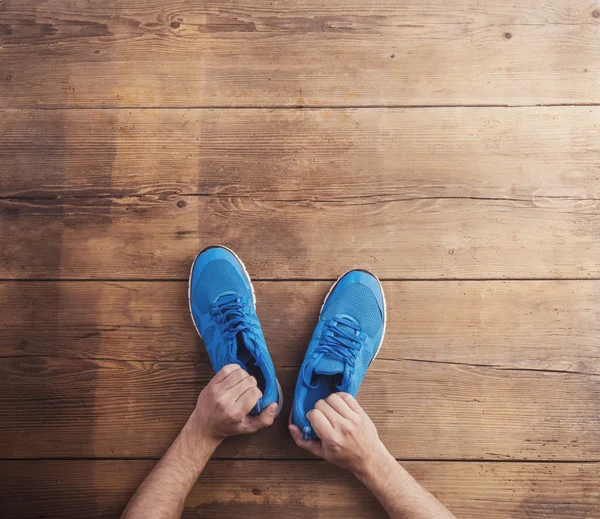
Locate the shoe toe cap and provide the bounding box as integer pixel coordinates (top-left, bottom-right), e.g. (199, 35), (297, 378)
(190, 246), (253, 314)
(321, 269), (385, 337)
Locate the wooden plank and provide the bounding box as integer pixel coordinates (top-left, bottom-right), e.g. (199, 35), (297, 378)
(1, 2), (599, 107)
(2, 107), (600, 199)
(3, 0), (598, 28)
(1, 460), (598, 519)
(2, 280), (599, 375)
(2, 195), (600, 279)
(1, 356), (599, 459)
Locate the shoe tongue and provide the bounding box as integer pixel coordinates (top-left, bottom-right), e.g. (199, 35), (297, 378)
(313, 356), (345, 376)
(231, 329), (260, 369)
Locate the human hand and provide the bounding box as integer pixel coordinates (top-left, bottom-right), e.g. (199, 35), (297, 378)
(190, 364), (277, 445)
(288, 392), (392, 477)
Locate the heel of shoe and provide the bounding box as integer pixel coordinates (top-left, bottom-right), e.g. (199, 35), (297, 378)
(273, 378), (284, 419)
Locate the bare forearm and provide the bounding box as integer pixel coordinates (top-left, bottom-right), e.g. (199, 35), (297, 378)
(289, 393), (456, 519)
(122, 365), (277, 519)
(122, 413), (219, 519)
(357, 447), (456, 519)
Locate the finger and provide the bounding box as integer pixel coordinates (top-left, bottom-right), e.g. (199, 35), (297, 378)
(337, 392), (363, 413)
(307, 408), (335, 440)
(219, 367), (249, 390)
(236, 386), (263, 415)
(212, 363), (241, 384)
(245, 403), (278, 432)
(325, 392), (357, 419)
(288, 424), (324, 458)
(314, 399), (344, 427)
(228, 374), (257, 398)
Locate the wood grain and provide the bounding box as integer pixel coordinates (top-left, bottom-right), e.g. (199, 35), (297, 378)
(1, 460), (598, 519)
(1, 356), (599, 460)
(4, 0), (599, 27)
(3, 107), (600, 199)
(1, 1), (599, 107)
(2, 195), (600, 279)
(3, 0), (599, 516)
(2, 280), (599, 375)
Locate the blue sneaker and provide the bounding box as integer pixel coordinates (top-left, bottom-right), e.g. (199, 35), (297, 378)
(291, 270), (386, 439)
(189, 246), (282, 416)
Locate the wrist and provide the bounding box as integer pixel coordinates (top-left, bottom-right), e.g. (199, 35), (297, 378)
(179, 410), (222, 464)
(354, 442), (400, 484)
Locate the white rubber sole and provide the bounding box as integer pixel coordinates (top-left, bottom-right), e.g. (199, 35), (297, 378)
(288, 269), (387, 429)
(188, 245), (283, 418)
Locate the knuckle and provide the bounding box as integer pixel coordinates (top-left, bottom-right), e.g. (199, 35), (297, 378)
(327, 437), (342, 450)
(260, 416), (273, 429)
(339, 421), (353, 434)
(224, 406), (237, 419)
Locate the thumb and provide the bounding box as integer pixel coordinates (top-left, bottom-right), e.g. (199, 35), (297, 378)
(288, 424), (324, 458)
(245, 402), (278, 433)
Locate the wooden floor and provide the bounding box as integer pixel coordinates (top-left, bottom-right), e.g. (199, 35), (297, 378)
(1, 1), (600, 517)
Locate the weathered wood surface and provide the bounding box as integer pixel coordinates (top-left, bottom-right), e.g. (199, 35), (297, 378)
(2, 195), (600, 279)
(2, 107), (600, 200)
(1, 1), (599, 107)
(2, 280), (599, 375)
(1, 460), (598, 519)
(3, 0), (600, 516)
(2, 355), (599, 459)
(5, 0), (600, 27)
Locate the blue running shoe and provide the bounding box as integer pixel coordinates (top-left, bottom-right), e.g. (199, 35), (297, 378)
(189, 246), (282, 416)
(291, 270), (386, 439)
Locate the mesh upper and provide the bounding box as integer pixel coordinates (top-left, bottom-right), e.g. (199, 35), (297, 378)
(321, 282), (382, 337)
(192, 259), (251, 313)
(202, 325), (216, 345)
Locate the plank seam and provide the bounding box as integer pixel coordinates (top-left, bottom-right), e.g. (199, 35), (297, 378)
(1, 457), (598, 463)
(3, 103), (600, 110)
(3, 277), (600, 282)
(2, 354), (598, 377)
(2, 194), (600, 203)
(380, 357), (600, 377)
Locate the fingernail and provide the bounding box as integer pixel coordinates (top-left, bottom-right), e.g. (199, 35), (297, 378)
(306, 410), (312, 419)
(268, 403), (277, 414)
